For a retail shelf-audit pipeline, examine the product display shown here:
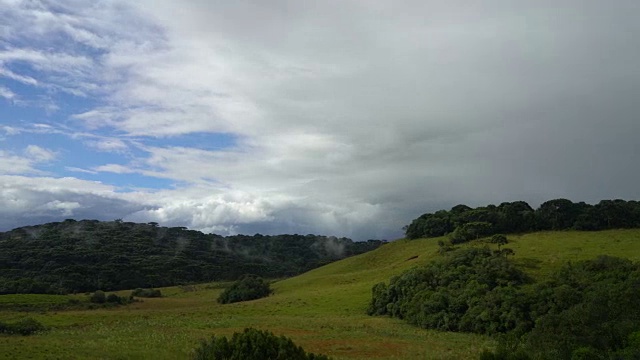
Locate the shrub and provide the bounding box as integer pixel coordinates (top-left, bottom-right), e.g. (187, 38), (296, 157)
(192, 328), (331, 360)
(89, 290), (106, 303)
(131, 288), (162, 298)
(217, 275), (271, 304)
(106, 293), (122, 303)
(0, 318), (46, 335)
(89, 291), (133, 306)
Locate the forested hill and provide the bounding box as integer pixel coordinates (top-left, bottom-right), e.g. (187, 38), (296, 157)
(0, 219), (384, 295)
(405, 198), (640, 242)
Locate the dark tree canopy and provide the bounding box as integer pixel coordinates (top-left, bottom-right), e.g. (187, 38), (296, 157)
(405, 199), (640, 241)
(217, 275), (271, 304)
(369, 249), (640, 360)
(192, 328), (331, 360)
(0, 220), (385, 295)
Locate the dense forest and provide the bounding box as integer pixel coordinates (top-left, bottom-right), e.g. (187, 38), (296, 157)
(0, 219), (384, 295)
(369, 248), (640, 359)
(405, 199), (640, 242)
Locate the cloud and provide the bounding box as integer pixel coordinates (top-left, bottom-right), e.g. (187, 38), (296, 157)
(0, 175), (390, 239)
(0, 151), (41, 175)
(0, 66), (39, 85)
(0, 48), (92, 71)
(0, 145), (57, 175)
(24, 145), (56, 162)
(38, 200), (81, 216)
(65, 166), (98, 175)
(1, 126), (21, 135)
(0, 1), (639, 240)
(0, 85), (16, 100)
(0, 175), (145, 229)
(84, 138), (128, 153)
(93, 164), (135, 174)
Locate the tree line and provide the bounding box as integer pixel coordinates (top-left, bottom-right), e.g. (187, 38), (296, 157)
(405, 199), (640, 242)
(0, 219), (384, 295)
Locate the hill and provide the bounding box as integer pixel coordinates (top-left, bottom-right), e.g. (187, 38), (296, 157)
(0, 219), (384, 294)
(1, 229), (639, 359)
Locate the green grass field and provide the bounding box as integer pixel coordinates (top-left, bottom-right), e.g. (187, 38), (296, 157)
(0, 294), (72, 305)
(1, 229), (640, 359)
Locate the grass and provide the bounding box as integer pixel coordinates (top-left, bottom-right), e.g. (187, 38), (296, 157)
(1, 229), (639, 359)
(0, 294), (72, 305)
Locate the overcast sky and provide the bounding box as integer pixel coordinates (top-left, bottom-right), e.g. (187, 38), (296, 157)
(1, 1), (639, 240)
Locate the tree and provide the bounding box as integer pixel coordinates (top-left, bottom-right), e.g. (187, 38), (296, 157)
(450, 222), (493, 244)
(496, 201), (534, 233)
(536, 199), (579, 230)
(490, 234), (508, 250)
(0, 220), (383, 295)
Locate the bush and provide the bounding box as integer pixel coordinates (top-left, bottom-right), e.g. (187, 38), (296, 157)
(368, 247), (531, 333)
(131, 288), (162, 298)
(0, 318), (46, 335)
(106, 293), (122, 303)
(89, 290), (106, 303)
(192, 328), (331, 360)
(522, 256), (640, 359)
(371, 250), (640, 360)
(217, 275), (271, 304)
(89, 290), (133, 306)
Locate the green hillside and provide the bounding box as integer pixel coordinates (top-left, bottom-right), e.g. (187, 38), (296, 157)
(1, 230), (640, 359)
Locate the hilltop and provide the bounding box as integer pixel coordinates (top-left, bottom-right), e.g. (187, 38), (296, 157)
(1, 229), (639, 359)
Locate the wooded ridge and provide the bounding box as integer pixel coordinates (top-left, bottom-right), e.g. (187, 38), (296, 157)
(0, 219), (384, 294)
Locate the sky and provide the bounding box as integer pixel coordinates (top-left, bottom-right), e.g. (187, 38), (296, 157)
(1, 1), (639, 240)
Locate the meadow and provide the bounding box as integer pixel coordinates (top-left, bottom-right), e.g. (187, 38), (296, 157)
(1, 229), (640, 359)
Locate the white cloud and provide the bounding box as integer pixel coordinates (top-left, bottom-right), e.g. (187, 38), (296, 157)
(0, 151), (40, 175)
(85, 138), (128, 153)
(0, 48), (92, 71)
(0, 145), (57, 175)
(93, 164), (134, 174)
(24, 145), (56, 162)
(0, 85), (16, 100)
(65, 166), (98, 175)
(0, 175), (144, 229)
(0, 175), (117, 196)
(0, 174), (390, 238)
(39, 200), (82, 216)
(2, 126), (21, 135)
(0, 66), (39, 85)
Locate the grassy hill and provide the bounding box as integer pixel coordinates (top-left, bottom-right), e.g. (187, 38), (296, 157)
(1, 229), (640, 359)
